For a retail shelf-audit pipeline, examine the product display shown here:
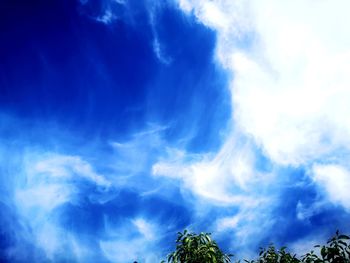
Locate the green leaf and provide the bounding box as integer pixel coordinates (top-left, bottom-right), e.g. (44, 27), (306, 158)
(338, 235), (350, 240)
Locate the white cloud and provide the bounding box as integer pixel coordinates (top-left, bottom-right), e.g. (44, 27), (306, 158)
(95, 9), (116, 24)
(216, 216), (240, 232)
(100, 218), (161, 263)
(172, 0), (350, 209)
(312, 164), (350, 210)
(16, 184), (70, 212)
(15, 153), (111, 214)
(36, 222), (62, 260)
(32, 154), (111, 187)
(152, 37), (172, 65)
(243, 1), (350, 166)
(132, 218), (156, 240)
(109, 125), (166, 177)
(147, 3), (173, 65)
(152, 135), (268, 205)
(214, 203), (276, 259)
(13, 153), (112, 259)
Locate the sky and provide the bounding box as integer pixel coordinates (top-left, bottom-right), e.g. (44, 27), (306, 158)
(1, 0), (350, 262)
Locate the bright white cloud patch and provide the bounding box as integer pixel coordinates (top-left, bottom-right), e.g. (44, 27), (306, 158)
(132, 218), (156, 240)
(312, 164), (350, 210)
(14, 153), (111, 259)
(172, 0), (350, 207)
(153, 135), (269, 205)
(231, 1), (350, 166)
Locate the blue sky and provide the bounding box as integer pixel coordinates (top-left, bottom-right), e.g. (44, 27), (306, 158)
(1, 0), (350, 262)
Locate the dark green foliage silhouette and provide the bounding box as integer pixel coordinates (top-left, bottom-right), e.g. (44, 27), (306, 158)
(301, 231), (350, 263)
(245, 231), (350, 263)
(243, 245), (300, 263)
(162, 230), (232, 263)
(161, 230), (350, 263)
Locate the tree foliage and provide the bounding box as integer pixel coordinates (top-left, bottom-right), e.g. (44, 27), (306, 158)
(301, 231), (350, 263)
(243, 245), (300, 263)
(162, 230), (232, 263)
(162, 230), (350, 263)
(244, 230), (350, 263)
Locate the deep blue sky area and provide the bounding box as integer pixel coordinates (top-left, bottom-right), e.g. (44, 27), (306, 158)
(0, 0), (230, 150)
(1, 0), (350, 262)
(0, 0), (232, 262)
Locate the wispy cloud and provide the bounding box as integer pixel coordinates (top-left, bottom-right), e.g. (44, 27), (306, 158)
(2, 0), (350, 261)
(170, 0), (350, 254)
(96, 9), (116, 24)
(152, 132), (268, 205)
(178, 0), (350, 166)
(312, 164), (350, 210)
(152, 37), (172, 65)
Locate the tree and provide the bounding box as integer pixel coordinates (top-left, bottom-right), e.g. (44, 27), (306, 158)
(162, 230), (350, 263)
(301, 230), (350, 263)
(243, 245), (300, 263)
(245, 231), (350, 263)
(162, 230), (232, 263)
